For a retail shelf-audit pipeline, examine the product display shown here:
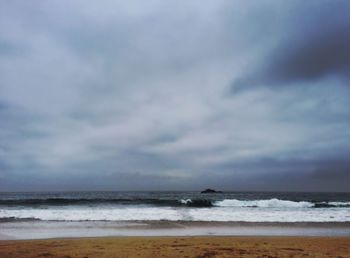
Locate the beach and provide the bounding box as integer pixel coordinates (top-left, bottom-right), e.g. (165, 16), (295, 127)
(1, 221), (350, 258)
(1, 236), (350, 258)
(2, 0), (350, 256)
(1, 191), (350, 256)
(1, 221), (350, 240)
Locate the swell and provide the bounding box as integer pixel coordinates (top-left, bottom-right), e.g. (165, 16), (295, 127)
(0, 198), (213, 207)
(0, 198), (349, 208)
(214, 199), (350, 208)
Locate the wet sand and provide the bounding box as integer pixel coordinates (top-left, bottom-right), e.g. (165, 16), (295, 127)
(1, 221), (350, 240)
(0, 236), (349, 258)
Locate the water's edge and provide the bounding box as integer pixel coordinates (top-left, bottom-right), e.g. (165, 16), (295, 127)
(1, 220), (350, 240)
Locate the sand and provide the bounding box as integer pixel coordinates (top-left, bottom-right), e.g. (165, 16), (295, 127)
(0, 236), (349, 258)
(2, 221), (350, 240)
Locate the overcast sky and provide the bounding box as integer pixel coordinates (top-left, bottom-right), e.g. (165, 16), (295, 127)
(1, 0), (350, 191)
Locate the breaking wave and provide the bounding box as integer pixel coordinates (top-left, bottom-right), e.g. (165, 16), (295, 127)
(0, 198), (349, 209)
(214, 198), (314, 208)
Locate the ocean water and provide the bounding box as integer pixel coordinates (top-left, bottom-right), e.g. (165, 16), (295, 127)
(0, 191), (350, 222)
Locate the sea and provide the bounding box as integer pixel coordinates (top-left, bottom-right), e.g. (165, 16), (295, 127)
(1, 191), (350, 223)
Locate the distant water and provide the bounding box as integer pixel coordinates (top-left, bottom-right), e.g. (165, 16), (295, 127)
(1, 191), (350, 222)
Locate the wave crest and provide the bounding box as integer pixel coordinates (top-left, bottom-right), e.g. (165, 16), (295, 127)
(214, 198), (314, 208)
(179, 199), (212, 207)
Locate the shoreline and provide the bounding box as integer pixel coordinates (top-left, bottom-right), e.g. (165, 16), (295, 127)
(1, 236), (350, 257)
(1, 220), (350, 240)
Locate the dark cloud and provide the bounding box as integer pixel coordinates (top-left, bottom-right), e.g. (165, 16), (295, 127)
(208, 158), (350, 192)
(233, 1), (350, 91)
(260, 159), (350, 192)
(0, 1), (350, 191)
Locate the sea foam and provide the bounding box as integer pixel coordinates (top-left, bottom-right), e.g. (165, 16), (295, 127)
(1, 205), (350, 222)
(214, 198), (313, 208)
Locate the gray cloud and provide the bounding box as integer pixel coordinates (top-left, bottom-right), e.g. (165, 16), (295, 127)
(0, 1), (350, 191)
(233, 1), (350, 90)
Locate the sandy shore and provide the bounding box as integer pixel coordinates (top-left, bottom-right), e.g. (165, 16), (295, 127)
(0, 236), (349, 258)
(1, 221), (350, 240)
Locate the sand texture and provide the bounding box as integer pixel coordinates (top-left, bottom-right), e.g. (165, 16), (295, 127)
(0, 236), (349, 258)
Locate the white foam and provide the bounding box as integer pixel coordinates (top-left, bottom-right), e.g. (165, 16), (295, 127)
(1, 205), (350, 222)
(0, 207), (180, 221)
(180, 199), (192, 204)
(187, 207), (350, 222)
(329, 202), (350, 206)
(214, 198), (313, 208)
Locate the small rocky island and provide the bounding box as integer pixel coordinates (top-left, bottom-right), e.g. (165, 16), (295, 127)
(201, 188), (222, 194)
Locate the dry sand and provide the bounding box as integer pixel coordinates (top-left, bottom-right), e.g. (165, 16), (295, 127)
(0, 236), (349, 258)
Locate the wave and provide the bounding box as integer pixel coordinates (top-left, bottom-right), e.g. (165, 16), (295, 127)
(214, 199), (350, 208)
(329, 201), (350, 207)
(179, 199), (212, 207)
(1, 198), (349, 209)
(0, 198), (179, 206)
(214, 198), (314, 208)
(1, 206), (350, 222)
(313, 201), (350, 208)
(0, 198), (213, 208)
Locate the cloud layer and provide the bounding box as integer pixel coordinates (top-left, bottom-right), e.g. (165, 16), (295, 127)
(1, 0), (350, 191)
(233, 1), (350, 90)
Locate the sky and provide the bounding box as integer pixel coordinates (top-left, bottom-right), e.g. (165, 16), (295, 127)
(0, 0), (350, 192)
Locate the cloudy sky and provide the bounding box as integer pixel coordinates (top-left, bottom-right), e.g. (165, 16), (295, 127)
(1, 0), (350, 191)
